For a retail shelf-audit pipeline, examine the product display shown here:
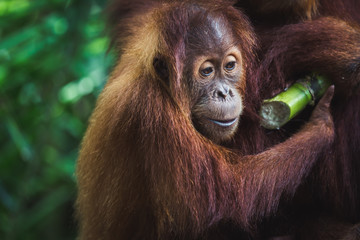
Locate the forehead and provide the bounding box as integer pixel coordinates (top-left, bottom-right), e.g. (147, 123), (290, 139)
(186, 13), (235, 54)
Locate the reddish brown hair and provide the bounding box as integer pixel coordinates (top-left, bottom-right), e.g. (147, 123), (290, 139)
(76, 1), (336, 239)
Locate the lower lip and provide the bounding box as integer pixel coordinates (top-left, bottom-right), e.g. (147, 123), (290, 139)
(209, 118), (238, 127)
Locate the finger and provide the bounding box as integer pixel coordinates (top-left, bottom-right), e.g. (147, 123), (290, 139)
(317, 85), (335, 108)
(310, 85), (334, 121)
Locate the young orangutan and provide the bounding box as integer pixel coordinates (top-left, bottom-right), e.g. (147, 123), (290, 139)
(76, 1), (335, 239)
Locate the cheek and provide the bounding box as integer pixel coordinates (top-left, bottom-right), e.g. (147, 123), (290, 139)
(229, 91), (244, 118)
(189, 81), (211, 108)
(236, 69), (246, 94)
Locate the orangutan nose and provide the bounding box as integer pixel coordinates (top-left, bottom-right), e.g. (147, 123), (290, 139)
(215, 84), (233, 100)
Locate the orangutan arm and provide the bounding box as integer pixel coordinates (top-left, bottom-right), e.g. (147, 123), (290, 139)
(232, 86), (334, 225)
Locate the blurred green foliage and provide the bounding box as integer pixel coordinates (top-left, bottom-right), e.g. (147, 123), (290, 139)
(0, 0), (114, 239)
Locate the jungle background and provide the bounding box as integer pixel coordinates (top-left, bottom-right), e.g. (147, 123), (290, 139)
(0, 0), (113, 239)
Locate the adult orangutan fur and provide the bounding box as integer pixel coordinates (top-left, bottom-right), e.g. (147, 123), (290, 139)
(75, 1), (335, 239)
(234, 0), (360, 239)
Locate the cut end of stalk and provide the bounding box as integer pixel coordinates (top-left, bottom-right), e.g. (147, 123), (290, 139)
(260, 101), (290, 130)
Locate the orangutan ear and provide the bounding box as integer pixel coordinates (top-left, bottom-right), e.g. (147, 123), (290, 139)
(153, 57), (170, 86)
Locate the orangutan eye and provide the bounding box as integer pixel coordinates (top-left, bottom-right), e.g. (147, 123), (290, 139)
(225, 61), (236, 70)
(199, 61), (215, 78)
(200, 67), (213, 76)
(224, 55), (237, 72)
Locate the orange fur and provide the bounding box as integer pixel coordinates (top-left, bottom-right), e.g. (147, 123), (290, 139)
(76, 1), (335, 239)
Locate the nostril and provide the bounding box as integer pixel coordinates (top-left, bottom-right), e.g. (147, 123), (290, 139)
(217, 85), (230, 99)
(217, 90), (228, 99)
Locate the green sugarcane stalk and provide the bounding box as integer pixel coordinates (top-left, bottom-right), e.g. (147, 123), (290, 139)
(259, 73), (331, 130)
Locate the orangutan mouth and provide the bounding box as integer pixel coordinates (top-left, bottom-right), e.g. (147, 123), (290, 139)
(209, 118), (238, 127)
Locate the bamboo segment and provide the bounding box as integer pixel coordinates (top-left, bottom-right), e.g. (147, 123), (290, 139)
(260, 74), (331, 129)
